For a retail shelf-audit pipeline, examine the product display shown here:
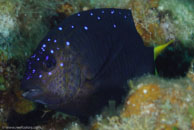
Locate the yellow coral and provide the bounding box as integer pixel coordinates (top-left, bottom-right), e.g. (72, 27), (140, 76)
(122, 84), (163, 117)
(13, 98), (35, 114)
(122, 76), (194, 129)
(130, 0), (166, 45)
(90, 122), (100, 130)
(192, 120), (194, 129)
(57, 3), (74, 16)
(0, 122), (7, 129)
(135, 23), (166, 45)
(13, 87), (35, 114)
(149, 0), (159, 8)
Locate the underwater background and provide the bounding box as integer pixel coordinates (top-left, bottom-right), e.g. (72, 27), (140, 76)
(0, 0), (194, 129)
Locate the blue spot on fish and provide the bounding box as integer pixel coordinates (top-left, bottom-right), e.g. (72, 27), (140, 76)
(97, 16), (101, 20)
(84, 26), (88, 30)
(58, 27), (63, 31)
(66, 41), (70, 46)
(39, 75), (42, 78)
(42, 44), (46, 48)
(111, 10), (115, 14)
(50, 50), (54, 54)
(48, 72), (52, 75)
(60, 63), (64, 67)
(45, 56), (49, 60)
(32, 69), (36, 73)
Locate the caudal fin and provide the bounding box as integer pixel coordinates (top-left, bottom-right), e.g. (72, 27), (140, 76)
(154, 40), (174, 60)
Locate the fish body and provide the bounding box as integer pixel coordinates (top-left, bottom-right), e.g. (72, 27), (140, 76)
(21, 8), (155, 118)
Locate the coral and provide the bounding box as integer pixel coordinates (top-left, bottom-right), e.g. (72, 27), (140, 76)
(0, 59), (35, 122)
(0, 1), (18, 59)
(89, 0), (131, 8)
(158, 0), (194, 47)
(64, 122), (84, 130)
(57, 2), (74, 16)
(0, 75), (6, 91)
(0, 106), (8, 129)
(64, 0), (131, 13)
(13, 87), (35, 114)
(0, 121), (7, 130)
(92, 115), (157, 130)
(0, 91), (13, 126)
(0, 0), (69, 60)
(130, 0), (167, 45)
(0, 12), (16, 44)
(124, 76), (194, 130)
(0, 60), (15, 91)
(13, 99), (35, 114)
(187, 59), (194, 82)
(41, 112), (80, 130)
(91, 75), (194, 130)
(122, 83), (163, 117)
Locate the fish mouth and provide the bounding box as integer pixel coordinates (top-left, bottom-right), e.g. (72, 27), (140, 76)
(21, 79), (43, 100)
(21, 80), (62, 106)
(21, 88), (50, 105)
(22, 89), (43, 99)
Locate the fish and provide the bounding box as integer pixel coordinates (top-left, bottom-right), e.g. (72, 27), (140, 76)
(21, 8), (172, 119)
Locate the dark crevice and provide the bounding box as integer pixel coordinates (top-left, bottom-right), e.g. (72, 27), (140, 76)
(155, 43), (194, 78)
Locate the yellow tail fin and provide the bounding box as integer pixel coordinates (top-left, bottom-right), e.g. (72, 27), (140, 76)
(154, 40), (174, 60)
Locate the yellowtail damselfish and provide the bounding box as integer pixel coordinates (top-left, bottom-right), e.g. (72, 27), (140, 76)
(21, 8), (172, 119)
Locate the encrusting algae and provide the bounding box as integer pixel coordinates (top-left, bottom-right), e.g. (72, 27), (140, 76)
(13, 87), (35, 114)
(90, 74), (194, 130)
(130, 0), (166, 45)
(122, 83), (163, 117)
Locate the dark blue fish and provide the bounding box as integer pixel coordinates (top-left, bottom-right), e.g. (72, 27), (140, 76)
(21, 8), (155, 118)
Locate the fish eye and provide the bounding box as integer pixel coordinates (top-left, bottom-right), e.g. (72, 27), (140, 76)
(42, 56), (56, 71)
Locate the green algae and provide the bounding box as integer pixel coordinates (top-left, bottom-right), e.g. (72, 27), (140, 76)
(0, 0), (66, 60)
(172, 126), (178, 130)
(158, 0), (194, 47)
(188, 106), (194, 119)
(0, 76), (6, 91)
(90, 0), (131, 8)
(89, 75), (194, 130)
(0, 76), (5, 83)
(0, 84), (6, 91)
